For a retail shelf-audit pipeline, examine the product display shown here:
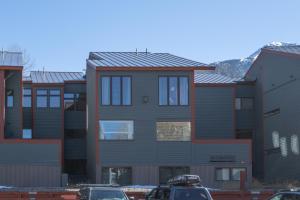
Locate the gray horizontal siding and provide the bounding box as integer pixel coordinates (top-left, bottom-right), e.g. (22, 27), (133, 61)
(34, 110), (62, 138)
(236, 111), (254, 129)
(64, 83), (86, 93)
(64, 138), (86, 159)
(0, 164), (61, 187)
(195, 87), (234, 139)
(0, 143), (60, 165)
(64, 112), (86, 129)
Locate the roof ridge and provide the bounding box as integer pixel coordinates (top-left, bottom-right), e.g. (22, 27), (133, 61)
(30, 70), (84, 73)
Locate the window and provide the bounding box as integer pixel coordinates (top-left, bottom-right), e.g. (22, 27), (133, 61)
(64, 93), (86, 111)
(23, 88), (32, 108)
(22, 129), (32, 139)
(99, 120), (134, 140)
(36, 89), (47, 108)
(50, 89), (61, 108)
(159, 76), (189, 106)
(235, 98), (254, 110)
(231, 168), (246, 181)
(216, 168), (230, 181)
(101, 76), (131, 106)
(159, 167), (190, 184)
(215, 168), (246, 181)
(156, 122), (191, 141)
(102, 167), (132, 186)
(6, 90), (14, 107)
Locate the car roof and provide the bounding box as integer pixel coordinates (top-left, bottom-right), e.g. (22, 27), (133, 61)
(89, 187), (123, 191)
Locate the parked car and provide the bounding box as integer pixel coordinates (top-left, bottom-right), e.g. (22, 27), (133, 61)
(146, 175), (213, 200)
(268, 191), (300, 200)
(79, 185), (134, 200)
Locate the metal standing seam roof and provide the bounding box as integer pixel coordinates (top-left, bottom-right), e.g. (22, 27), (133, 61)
(264, 45), (300, 55)
(24, 71), (85, 83)
(0, 51), (23, 67)
(194, 70), (238, 84)
(87, 52), (209, 68)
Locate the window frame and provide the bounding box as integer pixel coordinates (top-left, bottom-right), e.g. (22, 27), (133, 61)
(156, 121), (191, 141)
(64, 93), (86, 111)
(99, 120), (134, 140)
(215, 167), (247, 181)
(101, 167), (132, 186)
(6, 89), (14, 108)
(158, 76), (189, 106)
(23, 88), (32, 108)
(101, 76), (132, 106)
(36, 89), (48, 108)
(235, 97), (254, 110)
(49, 89), (61, 108)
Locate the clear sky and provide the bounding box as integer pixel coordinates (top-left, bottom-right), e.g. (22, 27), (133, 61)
(1, 0), (299, 72)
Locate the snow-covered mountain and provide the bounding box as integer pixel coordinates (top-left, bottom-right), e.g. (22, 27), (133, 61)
(213, 42), (297, 78)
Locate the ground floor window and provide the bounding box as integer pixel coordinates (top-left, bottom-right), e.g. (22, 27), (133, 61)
(159, 166), (190, 184)
(215, 167), (246, 181)
(156, 122), (191, 141)
(102, 167), (132, 186)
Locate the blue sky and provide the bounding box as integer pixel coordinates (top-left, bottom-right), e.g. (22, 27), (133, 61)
(0, 0), (299, 72)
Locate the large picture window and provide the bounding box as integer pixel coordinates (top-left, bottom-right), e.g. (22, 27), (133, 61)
(159, 76), (189, 106)
(49, 89), (61, 108)
(159, 167), (190, 184)
(101, 76), (131, 106)
(23, 88), (32, 108)
(102, 167), (132, 186)
(99, 120), (134, 140)
(36, 89), (48, 108)
(156, 122), (191, 141)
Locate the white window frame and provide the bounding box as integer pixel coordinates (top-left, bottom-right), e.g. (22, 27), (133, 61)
(99, 120), (134, 140)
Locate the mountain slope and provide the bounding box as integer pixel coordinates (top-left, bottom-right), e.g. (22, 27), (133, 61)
(212, 42), (296, 78)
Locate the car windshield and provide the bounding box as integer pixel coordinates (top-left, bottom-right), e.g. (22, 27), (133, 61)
(91, 190), (127, 200)
(174, 188), (209, 200)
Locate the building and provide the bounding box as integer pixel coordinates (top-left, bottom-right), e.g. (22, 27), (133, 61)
(0, 51), (252, 188)
(245, 45), (300, 182)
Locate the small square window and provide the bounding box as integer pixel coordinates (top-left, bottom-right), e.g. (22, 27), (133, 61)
(22, 129), (32, 139)
(6, 90), (14, 108)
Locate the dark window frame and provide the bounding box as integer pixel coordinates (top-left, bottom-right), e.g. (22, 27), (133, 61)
(101, 166), (132, 186)
(49, 89), (61, 108)
(64, 93), (86, 111)
(101, 76), (132, 106)
(235, 97), (254, 110)
(215, 167), (247, 181)
(158, 76), (189, 106)
(6, 89), (14, 108)
(23, 88), (32, 108)
(36, 89), (48, 108)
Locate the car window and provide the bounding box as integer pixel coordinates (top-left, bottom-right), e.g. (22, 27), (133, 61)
(91, 190), (127, 200)
(270, 194), (282, 200)
(147, 189), (157, 199)
(282, 194), (300, 200)
(156, 188), (170, 200)
(174, 188), (208, 200)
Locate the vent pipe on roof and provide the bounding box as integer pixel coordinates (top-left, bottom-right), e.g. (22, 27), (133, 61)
(135, 48), (138, 55)
(146, 48), (148, 54)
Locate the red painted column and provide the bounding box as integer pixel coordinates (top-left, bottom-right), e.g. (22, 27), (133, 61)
(0, 70), (5, 140)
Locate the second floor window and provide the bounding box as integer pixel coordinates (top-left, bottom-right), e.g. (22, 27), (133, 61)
(99, 120), (134, 140)
(159, 76), (189, 106)
(101, 76), (131, 106)
(235, 97), (254, 110)
(36, 89), (48, 108)
(23, 88), (32, 108)
(49, 89), (61, 108)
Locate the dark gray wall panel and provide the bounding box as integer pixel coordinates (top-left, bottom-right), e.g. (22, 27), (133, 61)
(0, 143), (60, 165)
(5, 71), (22, 138)
(195, 87), (234, 139)
(34, 110), (62, 138)
(64, 112), (86, 129)
(0, 164), (61, 187)
(64, 83), (86, 93)
(64, 138), (86, 159)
